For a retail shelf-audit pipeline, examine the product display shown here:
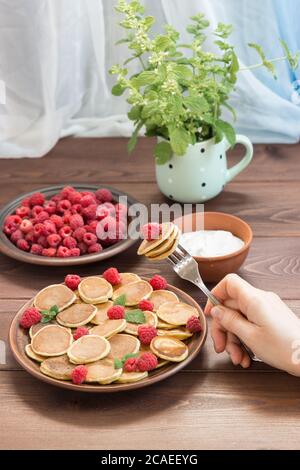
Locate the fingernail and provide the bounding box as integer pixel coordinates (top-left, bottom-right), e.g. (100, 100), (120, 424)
(211, 306), (223, 319)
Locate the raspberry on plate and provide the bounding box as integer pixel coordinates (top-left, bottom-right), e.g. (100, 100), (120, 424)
(137, 352), (158, 372)
(69, 214), (84, 230)
(42, 247), (56, 257)
(81, 194), (95, 208)
(107, 305), (125, 320)
(20, 219), (33, 234)
(31, 205), (44, 218)
(29, 192), (45, 207)
(88, 243), (103, 254)
(73, 327), (89, 341)
(103, 267), (121, 285)
(73, 227), (86, 242)
(65, 274), (81, 290)
(149, 274), (167, 290)
(20, 307), (42, 329)
(50, 214), (64, 229)
(44, 201), (56, 215)
(138, 325), (157, 345)
(57, 199), (72, 213)
(30, 244), (43, 255)
(141, 223), (162, 241)
(59, 225), (73, 238)
(83, 232), (97, 246)
(70, 248), (81, 257)
(16, 206), (31, 218)
(186, 316), (202, 333)
(138, 299), (154, 312)
(11, 229), (23, 244)
(82, 204), (97, 221)
(96, 188), (113, 203)
(16, 238), (30, 251)
(57, 246), (71, 258)
(34, 210), (49, 224)
(71, 365), (88, 385)
(47, 233), (61, 248)
(124, 357), (139, 372)
(63, 236), (77, 249)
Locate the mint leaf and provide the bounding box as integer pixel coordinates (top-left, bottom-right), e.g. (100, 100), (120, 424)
(40, 304), (59, 324)
(114, 358), (123, 369)
(50, 305), (59, 314)
(154, 141), (172, 165)
(114, 294), (127, 306)
(122, 353), (139, 362)
(125, 309), (146, 324)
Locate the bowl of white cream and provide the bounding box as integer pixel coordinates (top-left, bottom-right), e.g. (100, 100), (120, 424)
(174, 212), (253, 283)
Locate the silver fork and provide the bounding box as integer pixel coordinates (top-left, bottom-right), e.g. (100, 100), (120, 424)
(168, 243), (262, 363)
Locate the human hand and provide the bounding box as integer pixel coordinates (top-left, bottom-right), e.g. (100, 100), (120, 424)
(204, 274), (300, 376)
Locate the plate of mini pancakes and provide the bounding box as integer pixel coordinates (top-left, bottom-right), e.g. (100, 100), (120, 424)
(9, 273), (207, 392)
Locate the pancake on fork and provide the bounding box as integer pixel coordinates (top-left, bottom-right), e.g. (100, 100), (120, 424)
(56, 303), (97, 328)
(34, 284), (76, 312)
(108, 333), (140, 360)
(125, 311), (158, 336)
(90, 301), (113, 325)
(149, 290), (179, 311)
(31, 324), (73, 357)
(157, 301), (199, 326)
(78, 276), (113, 304)
(137, 222), (174, 256)
(40, 355), (76, 380)
(112, 280), (153, 306)
(90, 319), (126, 339)
(150, 336), (188, 362)
(145, 225), (179, 258)
(85, 358), (122, 384)
(67, 334), (111, 364)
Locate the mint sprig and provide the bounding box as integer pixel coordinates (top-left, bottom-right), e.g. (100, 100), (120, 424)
(114, 353), (139, 370)
(40, 305), (59, 324)
(125, 309), (146, 324)
(113, 294), (126, 306)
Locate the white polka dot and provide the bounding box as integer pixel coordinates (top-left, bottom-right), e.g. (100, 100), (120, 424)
(168, 178), (173, 184)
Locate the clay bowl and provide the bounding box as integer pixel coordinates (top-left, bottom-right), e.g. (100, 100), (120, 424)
(174, 212), (253, 283)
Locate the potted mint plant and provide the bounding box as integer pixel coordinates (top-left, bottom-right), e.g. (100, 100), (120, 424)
(110, 0), (299, 203)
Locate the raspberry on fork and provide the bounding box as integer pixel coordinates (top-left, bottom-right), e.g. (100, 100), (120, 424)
(141, 223), (162, 241)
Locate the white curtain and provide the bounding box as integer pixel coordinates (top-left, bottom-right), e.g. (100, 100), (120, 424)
(0, 0), (299, 158)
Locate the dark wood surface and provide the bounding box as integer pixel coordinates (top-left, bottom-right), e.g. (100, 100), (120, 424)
(1, 137), (300, 449)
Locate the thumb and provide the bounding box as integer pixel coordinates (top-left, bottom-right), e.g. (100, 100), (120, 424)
(211, 305), (255, 344)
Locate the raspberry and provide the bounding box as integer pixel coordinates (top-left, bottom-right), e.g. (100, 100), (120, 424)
(96, 188), (113, 203)
(29, 192), (45, 207)
(42, 247), (56, 257)
(81, 194), (95, 208)
(124, 358), (139, 373)
(20, 307), (42, 328)
(5, 214), (22, 226)
(82, 204), (97, 221)
(70, 248), (80, 257)
(73, 227), (86, 242)
(20, 219), (33, 234)
(47, 233), (61, 248)
(78, 242), (88, 254)
(50, 214), (64, 229)
(69, 214), (84, 230)
(83, 232), (97, 246)
(3, 222), (18, 236)
(16, 238), (30, 251)
(30, 244), (43, 255)
(57, 199), (71, 213)
(96, 205), (110, 221)
(31, 205), (44, 218)
(137, 352), (158, 372)
(88, 243), (103, 254)
(138, 299), (154, 312)
(34, 210), (49, 224)
(88, 220), (98, 233)
(65, 274), (81, 290)
(138, 325), (157, 345)
(103, 267), (121, 285)
(25, 231), (35, 243)
(60, 186), (76, 199)
(149, 275), (167, 290)
(51, 194), (62, 203)
(34, 223), (47, 237)
(63, 236), (77, 249)
(73, 326), (89, 340)
(57, 246), (71, 258)
(68, 191), (82, 205)
(115, 203), (128, 215)
(21, 197), (30, 207)
(63, 211), (72, 225)
(16, 206), (31, 218)
(141, 223), (161, 241)
(71, 365), (88, 385)
(11, 229), (23, 244)
(44, 201), (56, 215)
(186, 316), (202, 333)
(107, 305), (125, 320)
(103, 202), (115, 215)
(59, 225), (73, 238)
(71, 204), (82, 214)
(37, 235), (48, 248)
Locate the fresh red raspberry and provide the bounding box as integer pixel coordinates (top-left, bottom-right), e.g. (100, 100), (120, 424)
(81, 190), (96, 198)
(63, 211), (72, 225)
(96, 205), (110, 221)
(186, 316), (202, 333)
(59, 225), (73, 238)
(20, 219), (33, 234)
(70, 248), (80, 257)
(73, 326), (89, 341)
(69, 214), (84, 230)
(47, 233), (61, 248)
(20, 307), (42, 328)
(31, 205), (44, 218)
(11, 229), (23, 244)
(88, 220), (98, 233)
(37, 236), (48, 248)
(57, 246), (71, 258)
(57, 199), (72, 213)
(51, 194), (62, 203)
(71, 203), (82, 215)
(50, 214), (64, 229)
(42, 247), (57, 257)
(78, 242), (88, 254)
(34, 210), (49, 224)
(141, 223), (162, 241)
(81, 194), (95, 208)
(65, 274), (81, 290)
(107, 305), (125, 320)
(29, 192), (45, 207)
(124, 358), (139, 373)
(103, 267), (121, 285)
(102, 202), (116, 215)
(71, 365), (88, 385)
(21, 197), (30, 207)
(83, 232), (97, 246)
(5, 214), (22, 226)
(138, 325), (157, 345)
(34, 223), (46, 237)
(96, 188), (113, 203)
(3, 222), (17, 236)
(138, 299), (154, 312)
(44, 200), (56, 215)
(16, 238), (30, 251)
(25, 231), (35, 243)
(82, 204), (97, 221)
(88, 243), (103, 254)
(30, 244), (43, 255)
(115, 204), (128, 222)
(60, 186), (76, 198)
(115, 203), (128, 215)
(149, 275), (167, 290)
(43, 220), (57, 235)
(137, 352), (158, 372)
(73, 227), (86, 242)
(68, 191), (82, 205)
(63, 236), (77, 249)
(16, 206), (31, 218)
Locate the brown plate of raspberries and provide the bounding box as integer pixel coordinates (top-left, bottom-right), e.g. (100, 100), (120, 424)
(0, 184), (138, 266)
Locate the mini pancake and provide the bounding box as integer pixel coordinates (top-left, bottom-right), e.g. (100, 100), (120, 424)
(25, 344), (46, 362)
(139, 345), (168, 369)
(117, 371), (148, 383)
(90, 319), (126, 339)
(108, 334), (140, 360)
(147, 236), (180, 261)
(125, 311), (158, 336)
(78, 277), (113, 304)
(31, 324), (73, 357)
(85, 358), (122, 384)
(157, 328), (193, 340)
(67, 335), (110, 364)
(90, 301), (113, 325)
(157, 301), (199, 326)
(113, 272), (141, 290)
(34, 284), (76, 312)
(40, 355), (76, 380)
(145, 225), (179, 258)
(56, 303), (97, 328)
(150, 336), (188, 362)
(157, 319), (176, 329)
(149, 290), (179, 311)
(112, 280), (153, 306)
(29, 321), (55, 339)
(137, 222), (174, 256)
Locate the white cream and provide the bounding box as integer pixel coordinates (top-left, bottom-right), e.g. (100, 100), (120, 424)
(180, 230), (245, 258)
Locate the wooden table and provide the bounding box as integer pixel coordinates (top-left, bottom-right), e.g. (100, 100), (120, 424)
(1, 138), (300, 450)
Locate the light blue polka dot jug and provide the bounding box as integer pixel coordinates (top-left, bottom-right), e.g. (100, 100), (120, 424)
(155, 135), (253, 203)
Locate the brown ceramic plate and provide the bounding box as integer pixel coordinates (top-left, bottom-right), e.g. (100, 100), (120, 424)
(9, 279), (207, 392)
(0, 184), (138, 266)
